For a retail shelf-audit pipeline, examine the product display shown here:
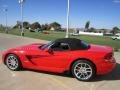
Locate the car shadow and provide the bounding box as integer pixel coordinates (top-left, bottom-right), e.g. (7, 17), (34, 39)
(92, 63), (120, 82)
(22, 63), (120, 82)
(23, 69), (73, 78)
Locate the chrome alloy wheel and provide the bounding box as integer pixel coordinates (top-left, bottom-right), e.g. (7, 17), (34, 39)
(74, 63), (92, 80)
(6, 55), (19, 70)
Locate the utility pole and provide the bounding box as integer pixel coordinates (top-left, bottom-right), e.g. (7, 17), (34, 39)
(19, 0), (25, 36)
(3, 8), (8, 33)
(65, 0), (70, 38)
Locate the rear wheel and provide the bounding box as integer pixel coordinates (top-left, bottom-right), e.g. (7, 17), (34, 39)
(71, 60), (96, 81)
(5, 54), (22, 71)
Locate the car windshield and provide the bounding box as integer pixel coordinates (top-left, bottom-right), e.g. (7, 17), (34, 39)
(40, 42), (53, 50)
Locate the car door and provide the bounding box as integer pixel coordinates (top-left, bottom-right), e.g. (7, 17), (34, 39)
(31, 42), (71, 72)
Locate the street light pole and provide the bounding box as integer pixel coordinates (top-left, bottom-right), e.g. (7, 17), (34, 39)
(5, 8), (8, 33)
(19, 0), (25, 36)
(65, 0), (70, 38)
(4, 8), (8, 33)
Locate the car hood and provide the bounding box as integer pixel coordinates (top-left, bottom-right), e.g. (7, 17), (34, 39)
(89, 44), (113, 53)
(14, 43), (44, 51)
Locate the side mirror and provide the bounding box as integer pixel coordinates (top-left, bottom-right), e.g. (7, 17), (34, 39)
(44, 48), (53, 53)
(48, 48), (53, 53)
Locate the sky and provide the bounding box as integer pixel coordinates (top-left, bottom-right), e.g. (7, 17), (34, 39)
(0, 0), (120, 29)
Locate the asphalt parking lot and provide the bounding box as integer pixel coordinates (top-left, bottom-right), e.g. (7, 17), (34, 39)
(0, 33), (120, 90)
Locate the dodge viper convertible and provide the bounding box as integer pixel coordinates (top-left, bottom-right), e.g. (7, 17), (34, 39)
(2, 38), (116, 81)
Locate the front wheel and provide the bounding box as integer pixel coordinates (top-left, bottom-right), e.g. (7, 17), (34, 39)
(71, 60), (96, 81)
(5, 54), (22, 71)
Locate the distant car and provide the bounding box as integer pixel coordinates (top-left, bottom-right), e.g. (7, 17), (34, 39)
(70, 33), (79, 36)
(2, 38), (116, 81)
(30, 29), (43, 32)
(43, 31), (49, 34)
(29, 29), (35, 32)
(112, 35), (120, 40)
(35, 29), (43, 32)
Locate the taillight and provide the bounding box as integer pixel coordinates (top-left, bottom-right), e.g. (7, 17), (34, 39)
(104, 53), (113, 61)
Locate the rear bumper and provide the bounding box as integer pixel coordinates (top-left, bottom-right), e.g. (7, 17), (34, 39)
(97, 58), (116, 75)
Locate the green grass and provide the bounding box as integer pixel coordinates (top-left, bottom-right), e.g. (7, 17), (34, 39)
(0, 29), (120, 50)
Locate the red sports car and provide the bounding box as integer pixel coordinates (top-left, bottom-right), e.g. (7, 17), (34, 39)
(2, 38), (116, 81)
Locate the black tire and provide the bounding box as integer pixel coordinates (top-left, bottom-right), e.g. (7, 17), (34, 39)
(71, 60), (96, 81)
(5, 54), (22, 71)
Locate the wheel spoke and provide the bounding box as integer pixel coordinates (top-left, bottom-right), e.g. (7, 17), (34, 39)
(74, 62), (92, 80)
(84, 72), (88, 76)
(76, 72), (81, 76)
(82, 73), (86, 78)
(6, 55), (19, 70)
(78, 73), (82, 78)
(76, 66), (81, 69)
(86, 71), (92, 73)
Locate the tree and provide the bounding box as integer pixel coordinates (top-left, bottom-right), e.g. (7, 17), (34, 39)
(23, 21), (30, 29)
(13, 21), (21, 29)
(41, 24), (50, 30)
(0, 24), (5, 30)
(49, 22), (61, 30)
(85, 21), (90, 31)
(99, 29), (107, 34)
(13, 21), (30, 29)
(87, 27), (97, 32)
(30, 22), (41, 29)
(41, 24), (45, 30)
(41, 24), (49, 30)
(110, 27), (119, 35)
